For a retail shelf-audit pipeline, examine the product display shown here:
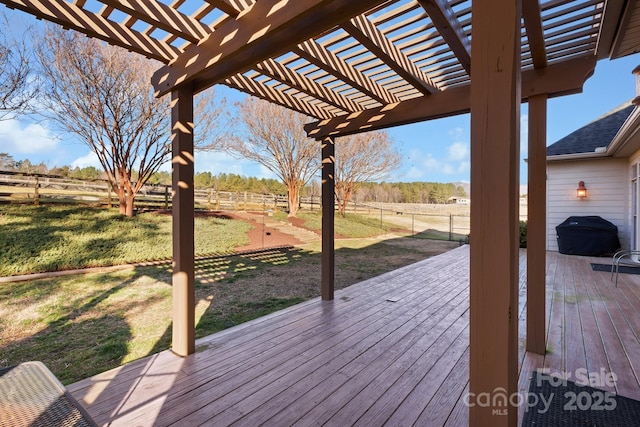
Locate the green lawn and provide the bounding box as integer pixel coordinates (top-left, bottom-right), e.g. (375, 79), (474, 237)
(280, 211), (402, 237)
(0, 261), (306, 384)
(0, 204), (458, 385)
(0, 205), (250, 276)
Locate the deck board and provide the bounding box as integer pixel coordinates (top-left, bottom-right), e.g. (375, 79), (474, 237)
(67, 247), (640, 426)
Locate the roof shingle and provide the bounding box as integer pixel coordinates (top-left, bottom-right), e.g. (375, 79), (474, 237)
(547, 103), (635, 156)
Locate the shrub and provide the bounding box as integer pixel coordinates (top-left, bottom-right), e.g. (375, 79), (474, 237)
(519, 221), (527, 248)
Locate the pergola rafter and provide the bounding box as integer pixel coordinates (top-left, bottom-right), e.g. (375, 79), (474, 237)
(293, 39), (398, 105)
(1, 0), (627, 136)
(416, 0), (471, 74)
(342, 14), (440, 96)
(98, 0), (211, 43)
(3, 0), (181, 61)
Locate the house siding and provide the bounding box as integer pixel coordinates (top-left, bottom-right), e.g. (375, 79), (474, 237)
(547, 158), (628, 251)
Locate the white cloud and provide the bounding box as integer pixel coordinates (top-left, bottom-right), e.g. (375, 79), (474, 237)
(402, 127), (471, 181)
(71, 151), (101, 169)
(0, 119), (58, 154)
(447, 141), (469, 161)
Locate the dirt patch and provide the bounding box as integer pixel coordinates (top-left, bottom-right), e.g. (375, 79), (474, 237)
(226, 211), (303, 251)
(151, 209), (461, 289)
(152, 209), (303, 250)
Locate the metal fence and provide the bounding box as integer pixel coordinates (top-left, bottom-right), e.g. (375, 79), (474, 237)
(337, 202), (470, 242)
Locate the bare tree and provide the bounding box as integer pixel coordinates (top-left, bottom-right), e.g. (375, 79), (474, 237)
(0, 153), (16, 170)
(227, 97), (319, 217)
(0, 13), (36, 120)
(35, 26), (223, 216)
(335, 131), (400, 215)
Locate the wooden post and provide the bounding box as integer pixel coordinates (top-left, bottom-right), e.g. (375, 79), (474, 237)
(321, 136), (335, 300)
(527, 93), (547, 354)
(164, 185), (169, 209)
(171, 84), (195, 357)
(470, 0), (521, 425)
(34, 175), (39, 206)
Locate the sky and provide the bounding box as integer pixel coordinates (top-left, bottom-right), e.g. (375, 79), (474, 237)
(2, 11), (640, 186)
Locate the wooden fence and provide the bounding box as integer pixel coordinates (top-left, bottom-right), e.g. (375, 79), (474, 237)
(0, 171), (484, 241)
(0, 171), (321, 212)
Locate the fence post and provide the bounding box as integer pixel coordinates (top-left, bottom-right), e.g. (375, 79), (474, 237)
(164, 185), (169, 209)
(207, 188), (212, 210)
(34, 176), (39, 206)
(449, 214), (453, 241)
(107, 185), (112, 209)
(412, 214), (415, 237)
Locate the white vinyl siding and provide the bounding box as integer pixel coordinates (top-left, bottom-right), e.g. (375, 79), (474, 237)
(547, 158), (628, 251)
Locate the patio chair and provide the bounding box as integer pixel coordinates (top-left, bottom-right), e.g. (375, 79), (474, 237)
(611, 249), (640, 286)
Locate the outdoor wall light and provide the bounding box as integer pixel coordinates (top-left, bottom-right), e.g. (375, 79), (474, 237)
(576, 181), (588, 199)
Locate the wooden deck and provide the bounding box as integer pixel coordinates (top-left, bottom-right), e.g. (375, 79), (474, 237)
(68, 245), (640, 426)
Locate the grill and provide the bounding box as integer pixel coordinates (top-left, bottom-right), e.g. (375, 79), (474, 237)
(556, 216), (621, 256)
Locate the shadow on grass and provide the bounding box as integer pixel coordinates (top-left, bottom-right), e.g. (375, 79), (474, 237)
(0, 205), (164, 275)
(1, 235), (460, 388)
(0, 275), (140, 384)
(408, 228), (469, 243)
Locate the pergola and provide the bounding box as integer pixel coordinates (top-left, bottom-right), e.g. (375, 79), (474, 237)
(2, 0), (639, 425)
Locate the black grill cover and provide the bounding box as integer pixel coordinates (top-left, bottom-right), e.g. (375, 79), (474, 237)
(556, 216), (620, 256)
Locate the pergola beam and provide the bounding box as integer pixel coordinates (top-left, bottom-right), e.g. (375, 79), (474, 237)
(417, 0), (471, 74)
(209, 0), (243, 18)
(307, 84), (469, 139)
(305, 55), (596, 139)
(99, 0), (211, 43)
(342, 14), (439, 95)
(3, 0), (180, 62)
(151, 0), (388, 97)
(523, 0), (547, 68)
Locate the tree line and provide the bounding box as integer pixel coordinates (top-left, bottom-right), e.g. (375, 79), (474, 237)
(0, 155), (288, 193)
(355, 182), (467, 205)
(0, 153), (466, 205)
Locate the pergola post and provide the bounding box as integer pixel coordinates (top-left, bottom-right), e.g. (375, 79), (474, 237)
(527, 93), (548, 354)
(321, 136), (335, 300)
(171, 84), (195, 356)
(469, 0), (521, 425)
